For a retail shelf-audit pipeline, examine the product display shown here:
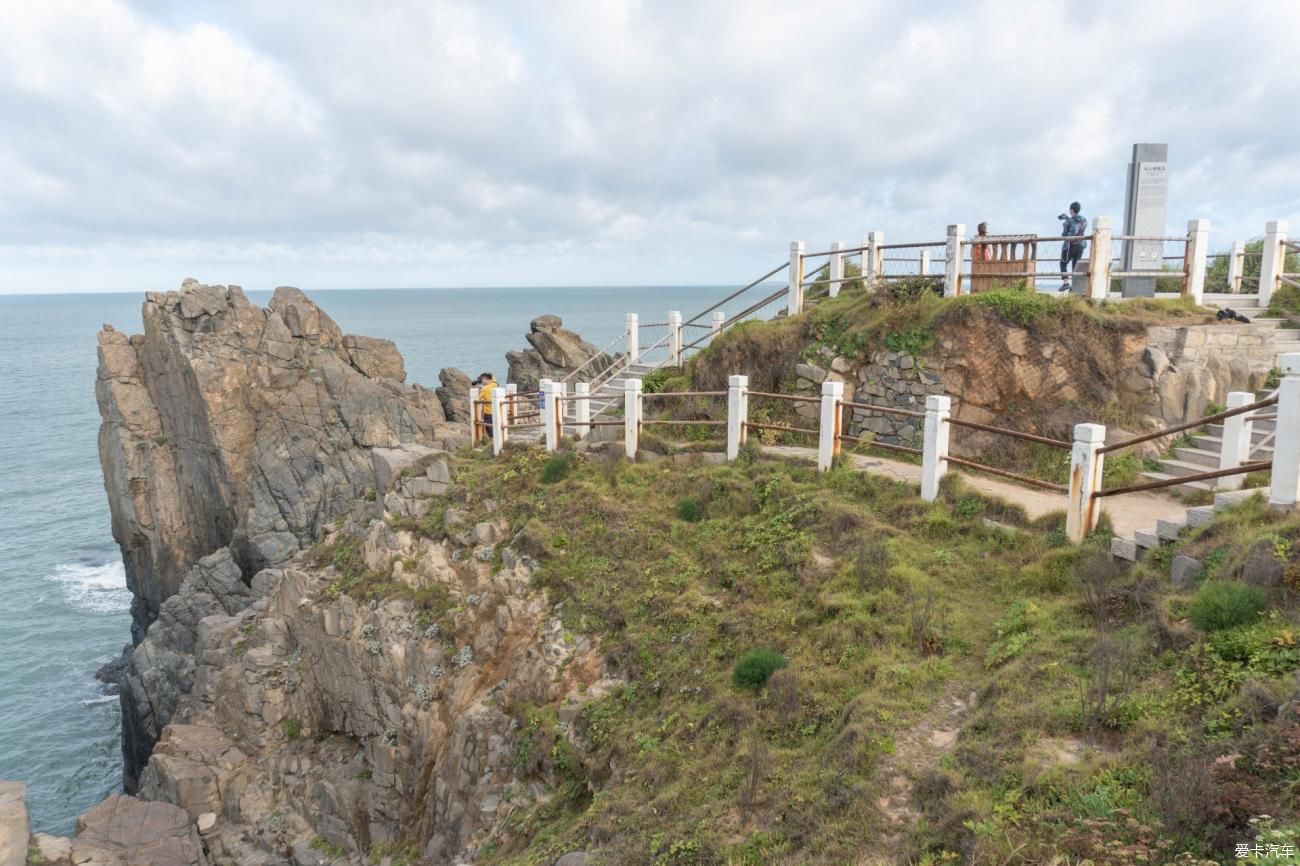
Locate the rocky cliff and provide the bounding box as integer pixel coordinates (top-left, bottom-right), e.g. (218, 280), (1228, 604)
(505, 316), (612, 390)
(96, 280), (464, 790)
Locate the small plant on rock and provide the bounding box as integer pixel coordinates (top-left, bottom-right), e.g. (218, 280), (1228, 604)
(282, 719), (302, 741)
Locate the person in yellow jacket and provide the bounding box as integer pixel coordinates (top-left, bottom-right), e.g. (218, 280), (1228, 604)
(474, 372), (498, 442)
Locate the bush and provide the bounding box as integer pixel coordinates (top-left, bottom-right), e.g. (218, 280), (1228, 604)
(541, 453), (573, 484)
(676, 496), (705, 522)
(1188, 580), (1268, 632)
(732, 649), (788, 691)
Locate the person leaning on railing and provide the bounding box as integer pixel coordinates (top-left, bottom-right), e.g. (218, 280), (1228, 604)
(1057, 202), (1088, 293)
(473, 372), (498, 441)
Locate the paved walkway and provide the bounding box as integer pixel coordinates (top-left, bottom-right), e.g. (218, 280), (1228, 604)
(761, 445), (1187, 538)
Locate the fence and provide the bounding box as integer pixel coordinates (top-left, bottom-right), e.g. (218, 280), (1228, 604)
(472, 354), (1300, 542)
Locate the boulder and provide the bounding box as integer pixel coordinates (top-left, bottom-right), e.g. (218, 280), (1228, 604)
(344, 335), (406, 382)
(1170, 555), (1203, 590)
(29, 833), (71, 866)
(506, 316), (611, 390)
(0, 782), (27, 866)
(372, 444), (448, 495)
(437, 367), (473, 422)
(72, 795), (208, 866)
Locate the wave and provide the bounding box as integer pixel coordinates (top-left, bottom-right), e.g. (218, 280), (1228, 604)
(48, 560), (131, 614)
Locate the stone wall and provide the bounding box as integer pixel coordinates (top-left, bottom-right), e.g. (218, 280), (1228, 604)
(793, 318), (1280, 449)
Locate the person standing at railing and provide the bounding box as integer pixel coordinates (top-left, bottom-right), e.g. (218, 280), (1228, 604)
(1057, 202), (1088, 293)
(974, 222), (994, 261)
(473, 372), (498, 443)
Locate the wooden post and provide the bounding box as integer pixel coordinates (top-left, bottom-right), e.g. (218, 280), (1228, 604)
(944, 224), (965, 297)
(1228, 240), (1245, 293)
(1186, 219), (1209, 304)
(1217, 391), (1254, 491)
(623, 377), (642, 460)
(626, 313), (639, 364)
(1088, 216), (1112, 303)
(920, 395), (951, 502)
(504, 383), (518, 426)
(787, 242), (805, 316)
(573, 382), (590, 440)
(1066, 423), (1107, 542)
(1270, 353), (1300, 512)
(817, 381), (844, 471)
(828, 241), (844, 299)
(726, 375), (749, 461)
(1260, 221), (1288, 308)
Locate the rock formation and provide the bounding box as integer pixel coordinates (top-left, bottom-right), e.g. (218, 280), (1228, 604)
(97, 280), (466, 790)
(505, 315), (612, 390)
(435, 366), (472, 422)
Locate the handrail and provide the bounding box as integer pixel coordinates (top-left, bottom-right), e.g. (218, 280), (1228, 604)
(745, 420), (818, 436)
(838, 433), (923, 457)
(947, 417), (1071, 449)
(562, 329), (630, 384)
(642, 390), (727, 399)
(1094, 460), (1271, 498)
(841, 399), (923, 419)
(748, 390), (821, 404)
(945, 455), (1069, 493)
(682, 286), (789, 352)
(682, 260), (790, 327)
(1098, 394), (1279, 455)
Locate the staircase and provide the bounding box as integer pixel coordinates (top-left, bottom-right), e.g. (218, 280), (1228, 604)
(1111, 486), (1268, 562)
(1136, 399), (1277, 496)
(1203, 292), (1300, 366)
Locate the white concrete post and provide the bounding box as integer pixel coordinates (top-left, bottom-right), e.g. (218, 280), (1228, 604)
(668, 310), (683, 367)
(1228, 240), (1246, 293)
(1088, 216), (1113, 302)
(1066, 423), (1107, 543)
(711, 311), (726, 333)
(504, 383), (518, 426)
(623, 377), (642, 460)
(468, 385), (481, 444)
(1186, 219), (1210, 304)
(539, 379), (558, 452)
(726, 374), (749, 461)
(1260, 221), (1288, 307)
(787, 241), (805, 316)
(944, 224), (966, 297)
(828, 241), (844, 298)
(920, 395), (951, 502)
(573, 382), (591, 440)
(817, 381), (844, 471)
(1217, 391), (1255, 491)
(490, 386), (507, 456)
(1270, 354), (1300, 511)
(920, 249), (931, 276)
(625, 313), (640, 364)
(864, 231), (884, 285)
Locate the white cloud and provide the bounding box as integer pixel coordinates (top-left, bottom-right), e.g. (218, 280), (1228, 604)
(0, 0), (1298, 293)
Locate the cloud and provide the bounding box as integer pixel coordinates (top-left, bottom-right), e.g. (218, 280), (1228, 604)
(1, 0), (1298, 292)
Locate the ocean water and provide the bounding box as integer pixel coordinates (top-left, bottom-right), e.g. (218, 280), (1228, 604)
(0, 284), (739, 834)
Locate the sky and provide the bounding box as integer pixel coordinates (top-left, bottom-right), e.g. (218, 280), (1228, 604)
(2, 0), (1299, 295)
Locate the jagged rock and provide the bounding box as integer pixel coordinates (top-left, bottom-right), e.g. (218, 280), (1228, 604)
(437, 367), (472, 422)
(0, 782), (27, 866)
(72, 795), (208, 866)
(1170, 555), (1203, 590)
(98, 281), (451, 788)
(554, 854), (594, 866)
(372, 445), (448, 495)
(29, 833), (71, 866)
(506, 316), (610, 390)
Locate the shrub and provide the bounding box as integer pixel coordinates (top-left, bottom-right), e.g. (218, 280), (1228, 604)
(732, 649), (788, 691)
(676, 496), (705, 523)
(541, 453), (573, 484)
(1188, 580), (1268, 632)
(282, 719), (302, 740)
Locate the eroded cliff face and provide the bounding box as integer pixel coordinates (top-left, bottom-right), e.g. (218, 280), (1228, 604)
(96, 280), (463, 789)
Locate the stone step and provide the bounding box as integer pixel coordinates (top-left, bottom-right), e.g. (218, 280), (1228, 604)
(1156, 518), (1187, 542)
(1202, 422), (1276, 439)
(1156, 458), (1223, 479)
(1172, 446), (1221, 468)
(1194, 434), (1275, 456)
(1137, 470), (1214, 495)
(1134, 528), (1162, 549)
(1185, 505), (1216, 528)
(1215, 486), (1270, 511)
(1111, 536), (1142, 562)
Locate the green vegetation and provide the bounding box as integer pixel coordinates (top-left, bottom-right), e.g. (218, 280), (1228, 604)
(1267, 282), (1300, 319)
(429, 446), (1300, 865)
(541, 453), (574, 484)
(730, 649), (788, 690)
(675, 495), (705, 523)
(1205, 237), (1300, 296)
(282, 718), (302, 741)
(310, 836), (346, 858)
(1188, 580), (1269, 632)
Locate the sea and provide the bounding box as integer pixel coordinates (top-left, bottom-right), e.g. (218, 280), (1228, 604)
(0, 284), (735, 834)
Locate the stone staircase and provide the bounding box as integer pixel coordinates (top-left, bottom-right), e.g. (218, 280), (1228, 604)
(1137, 398), (1277, 495)
(1203, 292), (1300, 366)
(1111, 486), (1268, 562)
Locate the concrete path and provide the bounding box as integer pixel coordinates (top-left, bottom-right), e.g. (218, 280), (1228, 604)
(761, 445), (1188, 539)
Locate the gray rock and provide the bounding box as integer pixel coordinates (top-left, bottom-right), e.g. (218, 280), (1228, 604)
(555, 854), (594, 866)
(1170, 555), (1203, 590)
(506, 316), (611, 390)
(0, 782), (27, 866)
(436, 367), (473, 422)
(73, 795), (208, 866)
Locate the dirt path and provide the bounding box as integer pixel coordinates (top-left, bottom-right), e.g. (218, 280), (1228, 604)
(760, 445), (1188, 538)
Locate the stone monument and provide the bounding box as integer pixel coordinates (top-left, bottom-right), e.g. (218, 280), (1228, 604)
(1120, 142), (1169, 298)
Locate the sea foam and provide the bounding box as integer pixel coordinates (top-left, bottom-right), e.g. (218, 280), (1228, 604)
(49, 560), (131, 614)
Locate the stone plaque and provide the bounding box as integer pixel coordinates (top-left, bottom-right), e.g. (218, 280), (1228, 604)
(1121, 143), (1169, 297)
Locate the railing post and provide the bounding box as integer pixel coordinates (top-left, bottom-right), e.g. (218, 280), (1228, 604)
(864, 231), (884, 285)
(711, 311), (726, 333)
(1270, 353), (1300, 512)
(920, 395), (951, 502)
(1066, 423), (1107, 542)
(504, 383), (518, 426)
(1228, 240), (1246, 293)
(828, 241), (844, 299)
(920, 249), (931, 276)
(817, 381), (844, 471)
(626, 313), (640, 364)
(469, 385), (481, 444)
(1088, 216), (1112, 303)
(1186, 219), (1209, 304)
(668, 310), (683, 367)
(1260, 221), (1288, 307)
(944, 224), (965, 297)
(540, 379), (558, 452)
(573, 382), (591, 440)
(1218, 391), (1254, 491)
(726, 375), (749, 461)
(490, 386), (507, 456)
(623, 377), (642, 460)
(787, 241), (805, 316)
